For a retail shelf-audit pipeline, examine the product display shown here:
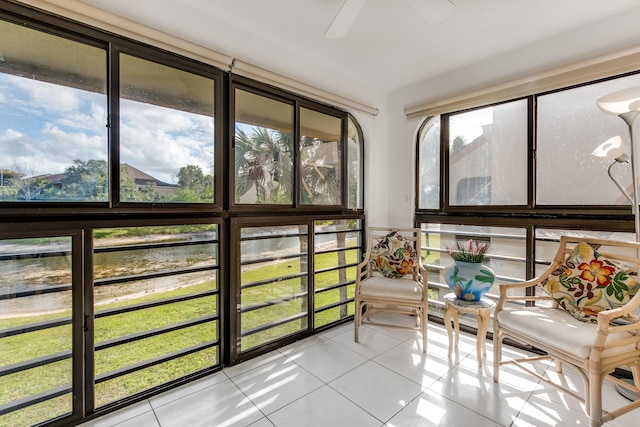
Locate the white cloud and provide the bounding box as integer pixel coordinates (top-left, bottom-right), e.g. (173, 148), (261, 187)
(0, 128), (23, 142)
(57, 100), (108, 132)
(9, 74), (83, 114)
(1, 74), (214, 183)
(120, 101), (214, 183)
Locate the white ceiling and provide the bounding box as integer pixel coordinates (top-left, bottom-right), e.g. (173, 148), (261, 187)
(76, 0), (640, 108)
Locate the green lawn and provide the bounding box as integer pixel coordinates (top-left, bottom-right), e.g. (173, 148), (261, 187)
(0, 250), (358, 426)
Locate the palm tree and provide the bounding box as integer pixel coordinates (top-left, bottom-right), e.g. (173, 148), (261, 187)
(299, 135), (340, 205)
(234, 126), (293, 204)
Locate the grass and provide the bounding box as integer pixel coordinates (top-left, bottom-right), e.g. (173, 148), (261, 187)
(0, 250), (358, 427)
(92, 224), (218, 240)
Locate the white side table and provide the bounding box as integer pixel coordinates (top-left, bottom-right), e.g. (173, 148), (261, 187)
(443, 292), (496, 367)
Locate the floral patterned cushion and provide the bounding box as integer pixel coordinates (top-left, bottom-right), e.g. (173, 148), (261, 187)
(539, 241), (639, 322)
(369, 230), (417, 279)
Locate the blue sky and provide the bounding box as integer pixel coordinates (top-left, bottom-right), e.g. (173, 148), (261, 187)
(0, 73), (214, 184)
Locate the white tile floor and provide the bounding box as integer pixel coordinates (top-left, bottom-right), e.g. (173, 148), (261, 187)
(79, 313), (640, 427)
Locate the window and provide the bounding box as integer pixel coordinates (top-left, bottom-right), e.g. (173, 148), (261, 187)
(416, 70), (640, 331)
(300, 107), (342, 205)
(0, 19), (107, 202)
(347, 115), (364, 209)
(119, 54), (216, 204)
(536, 73), (640, 205)
(236, 223), (309, 352)
(93, 224), (219, 407)
(232, 82), (350, 209)
(421, 224), (527, 310)
(313, 219), (362, 327)
(418, 116), (440, 209)
(0, 236), (76, 426)
(448, 101), (528, 206)
(234, 89), (294, 205)
(0, 4), (365, 426)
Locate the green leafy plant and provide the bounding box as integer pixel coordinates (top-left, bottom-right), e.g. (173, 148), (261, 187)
(447, 239), (490, 263)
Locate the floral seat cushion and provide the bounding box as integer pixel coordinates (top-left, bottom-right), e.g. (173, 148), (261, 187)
(539, 241), (639, 322)
(369, 230), (417, 279)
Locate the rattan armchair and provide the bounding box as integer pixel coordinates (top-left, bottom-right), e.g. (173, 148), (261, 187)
(493, 236), (640, 427)
(354, 227), (428, 352)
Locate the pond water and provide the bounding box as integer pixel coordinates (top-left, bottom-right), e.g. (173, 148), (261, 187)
(0, 230), (354, 317)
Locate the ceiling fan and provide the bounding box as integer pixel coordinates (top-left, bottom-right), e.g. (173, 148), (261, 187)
(325, 0), (456, 38)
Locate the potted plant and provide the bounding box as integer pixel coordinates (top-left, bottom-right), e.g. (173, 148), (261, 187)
(444, 239), (495, 301)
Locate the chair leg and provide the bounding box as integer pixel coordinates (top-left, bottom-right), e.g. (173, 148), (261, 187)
(354, 300), (362, 343)
(588, 371), (604, 427)
(421, 310), (427, 353)
(493, 329), (503, 383)
(555, 359), (563, 374)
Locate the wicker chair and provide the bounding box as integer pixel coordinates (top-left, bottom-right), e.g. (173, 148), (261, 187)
(354, 227), (428, 352)
(493, 236), (640, 427)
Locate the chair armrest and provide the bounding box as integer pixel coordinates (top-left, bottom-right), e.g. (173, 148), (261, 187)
(597, 292), (640, 326)
(495, 276), (554, 312)
(355, 258), (371, 290)
(595, 303), (640, 353)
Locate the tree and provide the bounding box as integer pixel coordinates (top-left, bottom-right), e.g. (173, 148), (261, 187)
(59, 159), (108, 201)
(175, 164), (214, 202)
(177, 165), (205, 191)
(0, 168), (23, 187)
(0, 164), (52, 201)
(119, 165), (142, 201)
(300, 135), (339, 205)
(450, 135), (466, 155)
(17, 176), (52, 200)
(347, 136), (361, 209)
(234, 127), (293, 204)
(171, 188), (202, 202)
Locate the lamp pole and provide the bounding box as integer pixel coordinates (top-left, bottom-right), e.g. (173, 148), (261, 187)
(596, 88), (640, 402)
(619, 111), (640, 243)
(596, 87), (640, 243)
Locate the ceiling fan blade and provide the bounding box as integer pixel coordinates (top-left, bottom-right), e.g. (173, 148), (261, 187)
(325, 0), (367, 39)
(406, 0), (456, 26)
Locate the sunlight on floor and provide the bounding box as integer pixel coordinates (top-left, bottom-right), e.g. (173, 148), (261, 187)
(79, 314), (640, 427)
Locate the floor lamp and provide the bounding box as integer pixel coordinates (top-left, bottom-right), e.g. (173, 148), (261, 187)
(592, 135), (633, 206)
(596, 86), (640, 243)
(596, 86), (640, 401)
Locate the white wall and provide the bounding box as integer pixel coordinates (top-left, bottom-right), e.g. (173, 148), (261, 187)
(349, 99), (424, 230)
(348, 107), (389, 228)
(364, 5), (640, 228)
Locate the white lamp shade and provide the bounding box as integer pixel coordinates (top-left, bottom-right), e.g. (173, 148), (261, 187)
(592, 135), (626, 160)
(596, 86), (640, 115)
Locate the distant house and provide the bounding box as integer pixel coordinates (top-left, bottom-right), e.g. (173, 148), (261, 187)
(38, 163), (180, 197)
(120, 164), (180, 196)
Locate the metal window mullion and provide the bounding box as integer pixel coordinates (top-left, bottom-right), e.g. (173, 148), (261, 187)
(95, 289), (218, 318)
(94, 264), (217, 287)
(93, 238), (219, 253)
(94, 341), (218, 384)
(314, 262), (358, 275)
(314, 297), (354, 313)
(0, 317), (72, 338)
(0, 384), (71, 417)
(95, 314), (218, 350)
(0, 284), (72, 300)
(240, 312), (307, 338)
(241, 252), (307, 266)
(313, 246), (360, 256)
(240, 272), (306, 290)
(0, 250), (71, 261)
(240, 231), (307, 242)
(314, 279), (355, 294)
(239, 292), (308, 314)
(75, 230), (88, 420)
(0, 350), (71, 377)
